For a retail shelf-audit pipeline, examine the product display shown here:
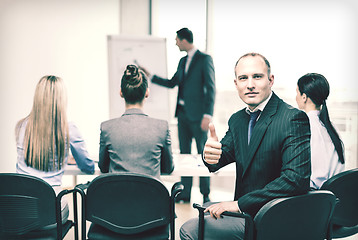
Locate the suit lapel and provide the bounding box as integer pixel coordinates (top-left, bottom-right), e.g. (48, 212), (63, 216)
(179, 56), (187, 82)
(242, 93), (279, 177)
(237, 111), (250, 161)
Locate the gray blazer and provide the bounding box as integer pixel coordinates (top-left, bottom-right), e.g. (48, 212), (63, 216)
(99, 108), (174, 179)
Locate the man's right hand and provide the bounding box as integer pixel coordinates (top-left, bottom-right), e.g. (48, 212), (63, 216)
(137, 64), (151, 78)
(203, 123), (222, 164)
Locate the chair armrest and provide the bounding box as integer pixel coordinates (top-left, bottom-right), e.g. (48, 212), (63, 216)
(74, 181), (91, 202)
(193, 203), (251, 218)
(193, 203), (254, 240)
(171, 182), (184, 199)
(168, 181), (184, 240)
(57, 188), (76, 199)
(74, 181), (91, 240)
(75, 181), (91, 194)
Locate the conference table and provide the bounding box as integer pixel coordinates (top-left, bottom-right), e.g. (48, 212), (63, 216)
(64, 154), (236, 185)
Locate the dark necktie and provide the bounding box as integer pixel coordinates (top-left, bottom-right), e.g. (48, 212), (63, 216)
(248, 111), (261, 144)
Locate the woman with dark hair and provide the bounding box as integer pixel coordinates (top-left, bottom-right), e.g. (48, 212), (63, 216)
(296, 73), (344, 189)
(99, 65), (174, 179)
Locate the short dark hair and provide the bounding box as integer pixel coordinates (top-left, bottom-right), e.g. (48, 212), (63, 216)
(176, 28), (193, 43)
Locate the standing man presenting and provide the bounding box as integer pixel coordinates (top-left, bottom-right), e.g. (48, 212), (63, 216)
(141, 28), (216, 203)
(180, 52), (311, 239)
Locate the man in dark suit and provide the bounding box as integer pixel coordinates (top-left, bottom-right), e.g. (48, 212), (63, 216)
(180, 53), (311, 239)
(144, 28), (216, 203)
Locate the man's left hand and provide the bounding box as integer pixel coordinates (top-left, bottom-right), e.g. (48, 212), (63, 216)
(204, 201), (240, 219)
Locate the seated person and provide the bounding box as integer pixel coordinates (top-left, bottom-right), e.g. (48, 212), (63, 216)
(180, 53), (311, 240)
(99, 64), (174, 179)
(16, 75), (95, 223)
(296, 73), (344, 189)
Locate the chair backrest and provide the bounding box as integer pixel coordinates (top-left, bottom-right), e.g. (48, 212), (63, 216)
(321, 168), (358, 227)
(85, 173), (172, 235)
(0, 173), (57, 236)
(253, 190), (336, 240)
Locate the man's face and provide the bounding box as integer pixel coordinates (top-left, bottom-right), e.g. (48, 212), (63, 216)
(234, 55), (274, 110)
(175, 36), (185, 51)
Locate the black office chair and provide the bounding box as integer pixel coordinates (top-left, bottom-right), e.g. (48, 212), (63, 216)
(0, 173), (78, 240)
(76, 173), (184, 240)
(194, 190), (336, 240)
(321, 168), (358, 239)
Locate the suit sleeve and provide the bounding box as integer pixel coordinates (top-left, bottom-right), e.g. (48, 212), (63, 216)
(160, 123), (174, 174)
(151, 58), (183, 88)
(202, 55), (216, 116)
(98, 123), (110, 173)
(238, 110), (311, 216)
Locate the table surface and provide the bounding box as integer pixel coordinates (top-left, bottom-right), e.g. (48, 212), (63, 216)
(64, 154), (236, 177)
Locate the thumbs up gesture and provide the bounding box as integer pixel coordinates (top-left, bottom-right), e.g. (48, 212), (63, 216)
(203, 123), (222, 164)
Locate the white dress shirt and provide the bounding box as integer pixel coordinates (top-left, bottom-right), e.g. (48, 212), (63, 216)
(307, 110), (344, 189)
(245, 91), (273, 118)
(185, 47), (197, 74)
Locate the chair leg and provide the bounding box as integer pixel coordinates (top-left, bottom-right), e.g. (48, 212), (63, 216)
(56, 195), (63, 240)
(171, 221), (175, 240)
(170, 199), (175, 240)
(198, 210), (205, 240)
(326, 221), (333, 240)
(74, 187), (87, 240)
(73, 192), (79, 240)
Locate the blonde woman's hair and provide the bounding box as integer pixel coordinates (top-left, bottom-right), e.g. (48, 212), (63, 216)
(16, 75), (69, 171)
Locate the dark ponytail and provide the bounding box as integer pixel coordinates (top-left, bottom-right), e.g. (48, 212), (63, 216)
(297, 73), (344, 163)
(121, 65), (148, 104)
(319, 101), (344, 163)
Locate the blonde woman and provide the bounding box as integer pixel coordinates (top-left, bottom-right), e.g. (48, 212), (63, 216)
(15, 75), (95, 222)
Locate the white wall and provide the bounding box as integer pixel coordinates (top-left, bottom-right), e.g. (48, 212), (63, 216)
(120, 0), (150, 35)
(0, 0), (120, 172)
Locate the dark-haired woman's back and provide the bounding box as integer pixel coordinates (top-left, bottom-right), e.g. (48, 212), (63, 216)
(98, 64), (174, 179)
(296, 73), (344, 189)
(306, 110), (344, 189)
(99, 108), (174, 179)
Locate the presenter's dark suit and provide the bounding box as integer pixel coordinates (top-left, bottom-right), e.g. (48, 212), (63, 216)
(180, 93), (311, 239)
(152, 50), (215, 200)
